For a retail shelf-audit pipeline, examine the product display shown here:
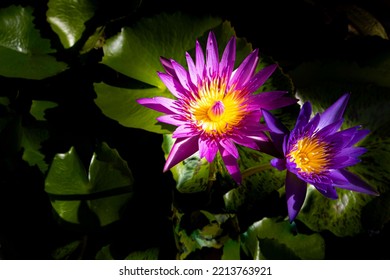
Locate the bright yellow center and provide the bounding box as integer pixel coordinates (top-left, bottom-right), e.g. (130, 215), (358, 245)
(188, 78), (247, 136)
(288, 137), (329, 174)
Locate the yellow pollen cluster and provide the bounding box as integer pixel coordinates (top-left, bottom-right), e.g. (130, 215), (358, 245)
(189, 78), (247, 136)
(288, 136), (329, 174)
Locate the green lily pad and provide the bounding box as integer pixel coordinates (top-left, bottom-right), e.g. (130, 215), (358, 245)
(94, 13), (221, 134)
(0, 102), (49, 173)
(52, 240), (82, 260)
(0, 5), (67, 79)
(95, 245), (159, 260)
(95, 245), (114, 260)
(21, 124), (49, 173)
(30, 100), (58, 121)
(341, 4), (388, 39)
(125, 247), (159, 260)
(80, 26), (105, 54)
(162, 134), (210, 193)
(45, 142), (134, 227)
(174, 209), (239, 259)
(94, 82), (173, 133)
(221, 239), (241, 260)
(241, 217), (325, 260)
(352, 136), (390, 231)
(101, 13), (222, 86)
(47, 0), (96, 49)
(298, 186), (373, 237)
(22, 100), (59, 173)
(223, 146), (285, 212)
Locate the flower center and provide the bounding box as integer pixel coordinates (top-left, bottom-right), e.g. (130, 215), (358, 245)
(287, 136), (329, 174)
(207, 101), (225, 121)
(188, 78), (247, 136)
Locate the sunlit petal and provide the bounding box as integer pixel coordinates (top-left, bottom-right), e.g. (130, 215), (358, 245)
(164, 136), (199, 172)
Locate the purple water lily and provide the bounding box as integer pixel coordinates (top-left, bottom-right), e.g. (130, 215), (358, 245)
(138, 31), (296, 184)
(262, 93), (379, 221)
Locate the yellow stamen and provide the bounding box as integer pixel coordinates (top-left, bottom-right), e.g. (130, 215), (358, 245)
(288, 136), (329, 174)
(188, 78), (247, 136)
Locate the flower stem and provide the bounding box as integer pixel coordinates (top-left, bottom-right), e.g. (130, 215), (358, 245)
(207, 161), (216, 189)
(242, 164), (272, 179)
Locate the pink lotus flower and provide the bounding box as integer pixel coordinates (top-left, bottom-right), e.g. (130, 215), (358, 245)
(138, 31), (297, 183)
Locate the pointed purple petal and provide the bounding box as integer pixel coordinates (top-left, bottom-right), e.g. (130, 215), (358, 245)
(206, 31), (219, 78)
(195, 40), (205, 78)
(160, 57), (176, 77)
(285, 171), (307, 222)
(239, 110), (264, 127)
(186, 52), (198, 86)
(199, 136), (218, 162)
(251, 91), (297, 111)
(305, 113), (321, 136)
(318, 93), (350, 130)
(242, 64), (279, 93)
(257, 137), (284, 158)
(158, 72), (187, 99)
(314, 184), (339, 199)
(221, 146), (241, 184)
(262, 109), (289, 135)
(331, 147), (367, 169)
(230, 134), (259, 150)
(262, 109), (289, 155)
(172, 124), (197, 138)
(156, 114), (185, 126)
(219, 138), (239, 159)
(229, 49), (259, 88)
(247, 131), (270, 142)
(271, 158), (286, 171)
(328, 169), (379, 196)
(137, 97), (180, 114)
(316, 119), (343, 139)
(219, 35), (236, 78)
(164, 136), (199, 172)
(292, 101), (312, 135)
(349, 128), (370, 145)
(171, 60), (192, 92)
(328, 126), (370, 148)
(239, 121), (268, 136)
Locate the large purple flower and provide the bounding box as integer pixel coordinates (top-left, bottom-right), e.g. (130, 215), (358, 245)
(137, 31), (296, 184)
(262, 93), (379, 221)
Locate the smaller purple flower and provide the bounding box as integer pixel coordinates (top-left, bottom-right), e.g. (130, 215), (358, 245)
(262, 93), (379, 222)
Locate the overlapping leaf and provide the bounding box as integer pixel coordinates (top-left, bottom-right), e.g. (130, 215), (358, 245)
(0, 5), (67, 79)
(47, 0), (96, 49)
(241, 217), (325, 259)
(298, 186), (372, 236)
(223, 147), (286, 211)
(0, 101), (51, 173)
(94, 13), (222, 133)
(174, 209), (239, 260)
(44, 142), (134, 227)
